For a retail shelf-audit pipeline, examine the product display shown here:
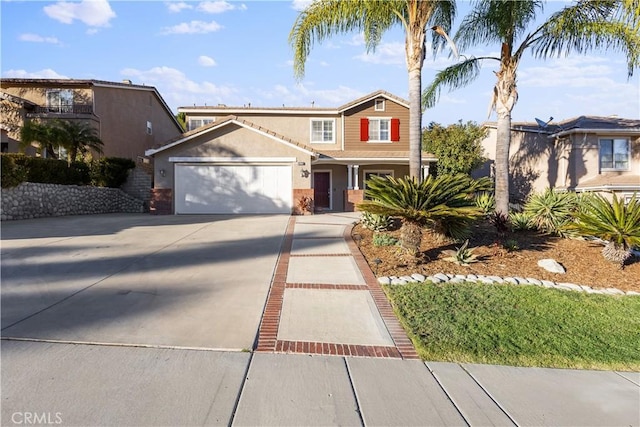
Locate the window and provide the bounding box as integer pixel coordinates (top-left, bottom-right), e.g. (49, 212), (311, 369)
(310, 119), (335, 143)
(599, 138), (629, 170)
(146, 121), (153, 135)
(188, 118), (214, 131)
(46, 89), (73, 113)
(369, 118), (390, 142)
(1, 142), (8, 153)
(374, 99), (385, 111)
(360, 118), (400, 142)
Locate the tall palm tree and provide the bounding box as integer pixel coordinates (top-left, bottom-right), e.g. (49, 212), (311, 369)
(423, 0), (640, 214)
(290, 0), (456, 181)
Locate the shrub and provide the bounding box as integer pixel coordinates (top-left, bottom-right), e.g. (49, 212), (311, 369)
(475, 192), (495, 217)
(509, 211), (534, 231)
(489, 211), (510, 235)
(523, 189), (578, 237)
(441, 240), (479, 266)
(568, 193), (640, 268)
(91, 157), (135, 188)
(373, 232), (399, 247)
(1, 154), (27, 188)
(361, 212), (393, 232)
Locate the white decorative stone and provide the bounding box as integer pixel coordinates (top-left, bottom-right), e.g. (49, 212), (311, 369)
(626, 291), (640, 296)
(558, 283), (583, 292)
(538, 259), (566, 274)
(411, 273), (426, 282)
(466, 274), (478, 281)
(449, 277), (465, 284)
(401, 275), (418, 283)
(434, 273), (450, 282)
(513, 277), (527, 284)
(480, 277), (495, 284)
(504, 277), (519, 285)
(429, 277), (442, 284)
(455, 275), (467, 280)
(541, 280), (556, 288)
(377, 277), (391, 285)
(488, 276), (504, 283)
(391, 278), (408, 285)
(604, 288), (624, 295)
(526, 278), (542, 285)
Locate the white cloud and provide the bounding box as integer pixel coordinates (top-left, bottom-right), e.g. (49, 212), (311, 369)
(519, 56), (614, 89)
(43, 0), (116, 27)
(256, 83), (364, 107)
(291, 0), (313, 11)
(197, 1), (236, 14)
(161, 20), (223, 35)
(120, 66), (236, 110)
(198, 55), (217, 67)
(166, 2), (192, 13)
(2, 69), (69, 79)
(354, 42), (405, 66)
(19, 33), (61, 45)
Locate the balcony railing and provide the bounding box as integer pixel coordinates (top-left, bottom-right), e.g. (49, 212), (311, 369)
(30, 104), (94, 115)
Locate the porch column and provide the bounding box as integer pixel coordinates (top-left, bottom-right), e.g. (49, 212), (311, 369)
(353, 165), (360, 190)
(347, 165), (353, 190)
(422, 164), (430, 180)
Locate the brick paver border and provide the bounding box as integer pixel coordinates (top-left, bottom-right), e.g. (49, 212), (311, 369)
(255, 216), (419, 359)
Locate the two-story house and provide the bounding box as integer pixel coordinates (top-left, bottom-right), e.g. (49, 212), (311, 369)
(145, 90), (436, 214)
(1, 78), (184, 160)
(477, 116), (640, 203)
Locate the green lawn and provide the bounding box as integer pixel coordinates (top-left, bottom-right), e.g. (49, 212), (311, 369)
(385, 282), (640, 371)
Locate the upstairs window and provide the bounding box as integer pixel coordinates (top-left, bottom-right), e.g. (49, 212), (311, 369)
(46, 89), (73, 113)
(599, 138), (629, 171)
(310, 119), (335, 143)
(188, 118), (214, 131)
(374, 99), (385, 111)
(360, 118), (400, 143)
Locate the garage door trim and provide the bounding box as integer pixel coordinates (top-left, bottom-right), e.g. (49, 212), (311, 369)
(169, 156), (297, 163)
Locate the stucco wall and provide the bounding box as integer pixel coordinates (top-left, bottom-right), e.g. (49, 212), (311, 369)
(1, 182), (143, 220)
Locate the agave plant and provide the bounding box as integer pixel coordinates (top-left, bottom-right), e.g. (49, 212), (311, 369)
(475, 192), (495, 217)
(360, 211), (393, 232)
(509, 211), (533, 232)
(442, 239), (479, 266)
(568, 193), (640, 269)
(523, 189), (578, 237)
(358, 174), (491, 257)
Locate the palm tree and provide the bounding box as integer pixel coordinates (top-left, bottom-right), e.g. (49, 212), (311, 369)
(52, 119), (103, 165)
(423, 0), (640, 214)
(19, 119), (61, 159)
(290, 0), (456, 181)
(358, 174), (491, 257)
(569, 193), (640, 269)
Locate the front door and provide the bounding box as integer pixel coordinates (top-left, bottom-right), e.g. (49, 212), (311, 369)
(313, 171), (331, 210)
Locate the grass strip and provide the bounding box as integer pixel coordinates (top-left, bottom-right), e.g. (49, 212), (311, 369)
(384, 282), (640, 371)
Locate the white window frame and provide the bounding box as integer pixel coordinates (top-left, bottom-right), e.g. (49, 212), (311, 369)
(363, 169), (394, 189)
(146, 121), (153, 135)
(599, 138), (630, 171)
(374, 98), (385, 111)
(187, 117), (215, 131)
(367, 117), (391, 143)
(309, 118), (335, 144)
(623, 193), (640, 205)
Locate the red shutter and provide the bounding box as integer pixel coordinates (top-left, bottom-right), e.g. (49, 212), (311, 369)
(391, 118), (400, 141)
(360, 118), (369, 141)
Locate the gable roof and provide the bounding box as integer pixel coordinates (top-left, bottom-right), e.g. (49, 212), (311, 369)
(145, 115), (318, 157)
(177, 90), (409, 115)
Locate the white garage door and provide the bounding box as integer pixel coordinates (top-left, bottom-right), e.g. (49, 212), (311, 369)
(175, 164), (292, 214)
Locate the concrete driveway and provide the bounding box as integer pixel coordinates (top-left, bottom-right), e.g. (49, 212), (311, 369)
(1, 213), (289, 350)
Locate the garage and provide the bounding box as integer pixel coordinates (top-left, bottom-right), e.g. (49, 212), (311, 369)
(174, 164), (293, 214)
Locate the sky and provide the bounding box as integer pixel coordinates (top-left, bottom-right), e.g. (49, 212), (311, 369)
(2, 0), (639, 126)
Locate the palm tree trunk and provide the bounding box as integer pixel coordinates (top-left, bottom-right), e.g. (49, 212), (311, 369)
(408, 67), (422, 182)
(493, 62), (518, 215)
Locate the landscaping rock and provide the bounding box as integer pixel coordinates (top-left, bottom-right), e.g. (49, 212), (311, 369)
(434, 273), (449, 282)
(377, 277), (391, 285)
(526, 278), (542, 285)
(411, 273), (426, 282)
(401, 275), (417, 283)
(391, 278), (407, 285)
(538, 258), (566, 274)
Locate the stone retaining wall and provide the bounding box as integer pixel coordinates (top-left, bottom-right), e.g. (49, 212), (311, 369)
(1, 182), (143, 220)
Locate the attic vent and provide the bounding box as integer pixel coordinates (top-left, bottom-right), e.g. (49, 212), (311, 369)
(122, 79), (132, 84)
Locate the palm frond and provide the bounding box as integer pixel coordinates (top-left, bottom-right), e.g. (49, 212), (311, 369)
(422, 56), (494, 109)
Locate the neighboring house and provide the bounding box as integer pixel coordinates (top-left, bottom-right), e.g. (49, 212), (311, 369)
(145, 90), (436, 214)
(1, 78), (183, 160)
(478, 116), (640, 203)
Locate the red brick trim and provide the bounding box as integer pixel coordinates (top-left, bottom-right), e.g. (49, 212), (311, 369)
(285, 283), (369, 291)
(274, 340), (401, 358)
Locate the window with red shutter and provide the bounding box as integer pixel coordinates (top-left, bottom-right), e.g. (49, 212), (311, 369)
(360, 118), (369, 141)
(391, 118), (400, 141)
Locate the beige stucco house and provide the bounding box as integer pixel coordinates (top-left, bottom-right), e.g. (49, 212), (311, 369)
(145, 90), (436, 214)
(478, 116), (640, 203)
(1, 78), (183, 160)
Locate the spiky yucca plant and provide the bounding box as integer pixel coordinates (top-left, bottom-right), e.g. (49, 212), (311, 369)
(442, 239), (479, 266)
(475, 192), (495, 217)
(358, 174), (491, 257)
(360, 211), (393, 232)
(569, 193), (640, 269)
(524, 189), (578, 237)
(509, 211), (534, 232)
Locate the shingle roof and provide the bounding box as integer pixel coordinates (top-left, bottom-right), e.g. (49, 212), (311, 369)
(574, 174), (640, 190)
(316, 150), (436, 161)
(483, 115), (640, 134)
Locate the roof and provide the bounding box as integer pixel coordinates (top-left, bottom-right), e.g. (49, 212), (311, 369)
(315, 150), (437, 163)
(145, 115), (318, 157)
(573, 173), (640, 191)
(483, 115), (640, 137)
(178, 89), (409, 115)
(1, 78), (183, 132)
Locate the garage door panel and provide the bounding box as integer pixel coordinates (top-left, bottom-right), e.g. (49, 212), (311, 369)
(175, 165), (292, 214)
